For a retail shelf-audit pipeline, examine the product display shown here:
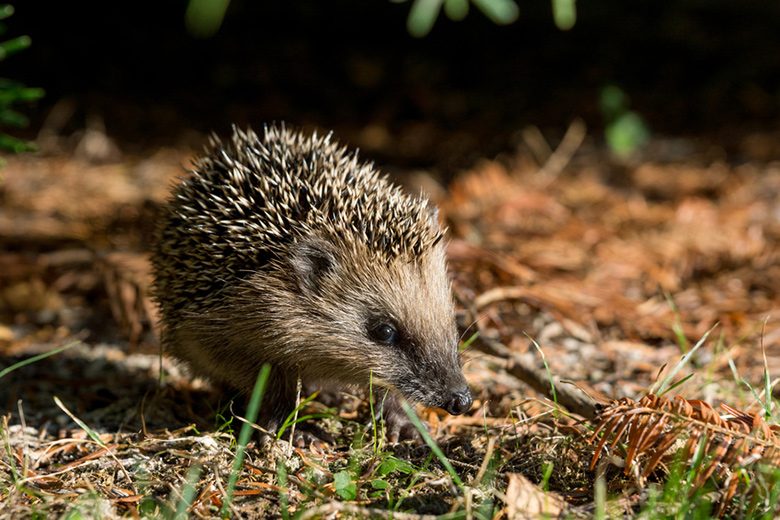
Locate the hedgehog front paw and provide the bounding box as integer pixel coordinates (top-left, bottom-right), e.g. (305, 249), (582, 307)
(374, 392), (426, 443)
(385, 410), (424, 443)
(259, 414), (335, 448)
(288, 422), (336, 448)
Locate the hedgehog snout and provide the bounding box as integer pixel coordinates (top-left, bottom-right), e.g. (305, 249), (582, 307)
(428, 361), (472, 415)
(443, 387), (473, 415)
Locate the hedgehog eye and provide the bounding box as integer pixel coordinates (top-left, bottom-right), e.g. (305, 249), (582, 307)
(369, 322), (400, 346)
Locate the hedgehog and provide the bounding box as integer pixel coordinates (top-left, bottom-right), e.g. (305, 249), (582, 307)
(150, 124), (472, 442)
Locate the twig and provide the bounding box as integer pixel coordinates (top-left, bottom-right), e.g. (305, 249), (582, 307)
(16, 400), (28, 480)
(520, 125), (554, 165)
(287, 376), (303, 457)
(536, 118), (587, 184)
(480, 338), (603, 420)
(473, 436), (496, 485)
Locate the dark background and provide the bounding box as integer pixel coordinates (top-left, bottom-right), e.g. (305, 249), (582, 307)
(5, 0), (780, 168)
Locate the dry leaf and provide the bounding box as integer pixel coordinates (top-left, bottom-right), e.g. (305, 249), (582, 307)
(504, 473), (565, 519)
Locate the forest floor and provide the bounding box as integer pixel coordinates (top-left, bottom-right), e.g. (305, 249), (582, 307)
(1, 125), (780, 518)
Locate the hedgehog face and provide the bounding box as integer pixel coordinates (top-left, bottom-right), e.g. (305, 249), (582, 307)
(288, 236), (472, 416)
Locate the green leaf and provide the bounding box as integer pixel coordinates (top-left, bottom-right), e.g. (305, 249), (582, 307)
(0, 5), (14, 22)
(378, 456), (413, 476)
(378, 458), (398, 476)
(0, 107), (28, 127)
(605, 111), (650, 157)
(540, 461), (554, 491)
(471, 0), (519, 25)
(17, 86), (44, 102)
(0, 84), (45, 105)
(53, 396), (105, 447)
(371, 479), (389, 490)
(277, 458), (289, 520)
(552, 0), (576, 30)
(0, 133), (34, 152)
(407, 0), (443, 37)
(663, 372), (695, 394)
(0, 35), (31, 60)
(444, 0), (469, 21)
(333, 470), (357, 500)
(599, 84), (629, 121)
(138, 497), (159, 516)
(185, 0), (231, 38)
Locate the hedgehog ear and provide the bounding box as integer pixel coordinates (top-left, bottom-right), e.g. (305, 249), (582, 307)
(291, 238), (338, 294)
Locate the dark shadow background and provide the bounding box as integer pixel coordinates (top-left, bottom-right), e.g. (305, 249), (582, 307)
(5, 0), (780, 169)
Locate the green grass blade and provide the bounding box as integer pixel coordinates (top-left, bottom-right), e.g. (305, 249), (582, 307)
(174, 464), (202, 520)
(0, 341), (81, 380)
(652, 325), (716, 396)
(275, 390), (321, 440)
(761, 318), (774, 419)
(664, 292), (690, 353)
(369, 371), (380, 455)
(663, 373), (695, 395)
(459, 331), (479, 352)
(221, 364), (271, 516)
(526, 333), (557, 407)
(53, 396), (105, 447)
(400, 400), (463, 489)
(276, 457), (289, 520)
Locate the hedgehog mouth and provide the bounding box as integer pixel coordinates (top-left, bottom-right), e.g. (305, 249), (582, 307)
(405, 378), (472, 415)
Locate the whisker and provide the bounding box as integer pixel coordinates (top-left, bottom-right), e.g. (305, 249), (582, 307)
(458, 312), (491, 353)
(458, 313), (486, 343)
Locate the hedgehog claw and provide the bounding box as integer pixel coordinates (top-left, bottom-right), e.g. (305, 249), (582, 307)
(385, 414), (423, 443)
(289, 424), (335, 448)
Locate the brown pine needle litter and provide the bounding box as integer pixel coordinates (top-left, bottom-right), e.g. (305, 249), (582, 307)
(588, 393), (780, 515)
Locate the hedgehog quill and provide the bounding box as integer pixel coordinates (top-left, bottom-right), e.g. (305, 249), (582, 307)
(151, 125), (472, 443)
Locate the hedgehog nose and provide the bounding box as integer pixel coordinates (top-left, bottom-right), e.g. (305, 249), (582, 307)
(444, 388), (473, 415)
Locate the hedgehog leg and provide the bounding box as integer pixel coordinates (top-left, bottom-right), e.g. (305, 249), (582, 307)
(374, 390), (425, 443)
